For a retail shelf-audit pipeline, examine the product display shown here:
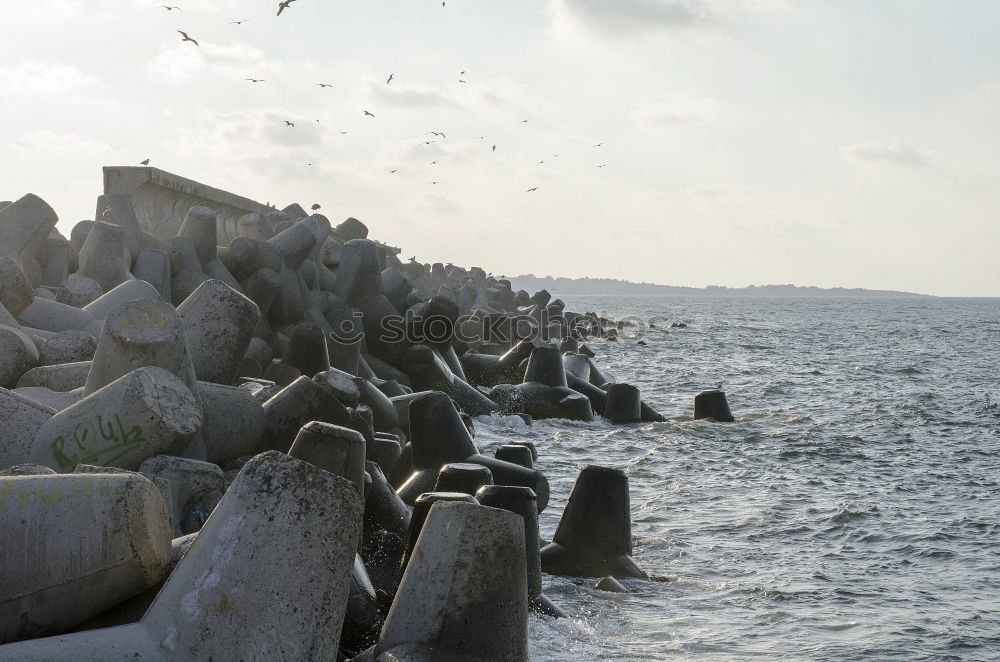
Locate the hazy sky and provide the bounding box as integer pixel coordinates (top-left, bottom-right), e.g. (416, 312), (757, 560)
(2, 0), (998, 296)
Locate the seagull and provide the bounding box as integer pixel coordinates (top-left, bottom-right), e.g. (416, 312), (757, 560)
(537, 160), (545, 165)
(521, 119), (528, 123)
(491, 145), (496, 151)
(527, 187), (538, 192)
(594, 142), (603, 147)
(277, 0), (297, 16)
(386, 74), (394, 84)
(430, 160), (437, 165)
(427, 131), (446, 138)
(177, 30), (199, 46)
(159, 5), (181, 10)
(311, 203), (321, 210)
(230, 19), (249, 25)
(390, 169), (398, 173)
(139, 159), (150, 165)
(284, 120), (295, 127)
(245, 78), (266, 83)
(597, 164), (607, 168)
(305, 162), (313, 166)
(363, 110), (375, 117)
(458, 79), (467, 83)
(476, 135), (487, 139)
(339, 131), (349, 134)
(317, 83), (334, 88)
(460, 70), (466, 75)
(422, 141), (436, 145)
(429, 181), (440, 185)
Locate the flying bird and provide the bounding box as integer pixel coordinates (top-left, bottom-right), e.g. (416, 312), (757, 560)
(430, 160), (437, 165)
(458, 79), (467, 83)
(537, 160), (545, 165)
(230, 19), (249, 25)
(159, 5), (181, 10)
(460, 70), (466, 75)
(317, 83), (334, 88)
(245, 78), (266, 83)
(597, 164), (607, 168)
(390, 169), (398, 173)
(427, 131), (446, 138)
(363, 110), (375, 117)
(491, 145), (496, 151)
(277, 0), (298, 16)
(422, 141), (436, 145)
(476, 135), (487, 139)
(527, 187), (538, 192)
(521, 119), (528, 123)
(311, 203), (321, 210)
(177, 30), (199, 46)
(594, 142), (603, 147)
(284, 120), (295, 127)
(429, 181), (440, 185)
(139, 159), (150, 165)
(339, 131), (349, 134)
(386, 74), (394, 84)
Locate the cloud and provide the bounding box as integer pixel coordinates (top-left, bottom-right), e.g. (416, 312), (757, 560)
(147, 41), (280, 82)
(363, 78), (461, 109)
(549, 0), (714, 39)
(841, 140), (934, 168)
(13, 130), (113, 156)
(632, 97), (717, 130)
(0, 61), (100, 95)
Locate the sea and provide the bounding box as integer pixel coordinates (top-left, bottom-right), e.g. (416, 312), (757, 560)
(471, 295), (1000, 661)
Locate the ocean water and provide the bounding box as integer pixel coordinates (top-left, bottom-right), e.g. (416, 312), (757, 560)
(472, 296), (1000, 661)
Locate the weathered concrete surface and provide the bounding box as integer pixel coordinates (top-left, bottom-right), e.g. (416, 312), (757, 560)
(84, 298), (199, 398)
(177, 279), (259, 385)
(0, 451), (363, 661)
(0, 471), (172, 643)
(0, 324), (39, 388)
(28, 367), (202, 472)
(0, 388), (56, 470)
(103, 166), (272, 246)
(0, 194), (58, 270)
(16, 361), (91, 392)
(138, 455), (224, 537)
(375, 501), (528, 662)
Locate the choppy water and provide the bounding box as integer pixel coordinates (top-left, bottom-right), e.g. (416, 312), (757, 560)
(472, 296), (1000, 661)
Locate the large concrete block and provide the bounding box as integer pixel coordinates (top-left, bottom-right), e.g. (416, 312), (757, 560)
(85, 298), (199, 398)
(29, 367), (202, 472)
(0, 194), (58, 268)
(177, 279), (259, 385)
(0, 471), (172, 643)
(0, 324), (39, 388)
(138, 455), (224, 537)
(374, 501), (528, 661)
(0, 388), (56, 469)
(0, 451), (363, 661)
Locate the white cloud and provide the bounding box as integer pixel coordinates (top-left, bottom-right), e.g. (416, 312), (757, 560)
(147, 41), (281, 82)
(362, 78), (461, 109)
(841, 140), (934, 168)
(551, 0), (713, 39)
(0, 61), (100, 95)
(632, 97), (717, 130)
(13, 130), (113, 156)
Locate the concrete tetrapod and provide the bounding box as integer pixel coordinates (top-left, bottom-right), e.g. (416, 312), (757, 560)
(694, 388), (735, 422)
(84, 298), (200, 399)
(489, 346), (594, 422)
(369, 501), (528, 662)
(539, 465), (648, 579)
(176, 279), (260, 385)
(26, 366), (203, 472)
(0, 451), (364, 661)
(395, 391), (549, 511)
(0, 471), (172, 644)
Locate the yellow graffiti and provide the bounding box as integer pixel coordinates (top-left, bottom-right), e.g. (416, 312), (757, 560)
(120, 302), (168, 330)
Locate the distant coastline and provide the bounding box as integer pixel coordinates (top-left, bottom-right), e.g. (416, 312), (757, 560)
(505, 275), (932, 298)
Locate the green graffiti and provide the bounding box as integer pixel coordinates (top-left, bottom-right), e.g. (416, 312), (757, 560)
(50, 412), (147, 472)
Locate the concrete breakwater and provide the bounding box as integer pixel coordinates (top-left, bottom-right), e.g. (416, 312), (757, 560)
(0, 166), (733, 661)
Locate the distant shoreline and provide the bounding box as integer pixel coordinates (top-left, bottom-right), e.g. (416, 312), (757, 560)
(506, 275), (934, 298)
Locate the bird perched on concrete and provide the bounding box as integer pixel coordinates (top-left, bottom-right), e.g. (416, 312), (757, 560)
(177, 31), (199, 46)
(284, 120), (295, 127)
(277, 0), (298, 16)
(139, 159), (150, 165)
(363, 110), (375, 118)
(311, 204), (321, 210)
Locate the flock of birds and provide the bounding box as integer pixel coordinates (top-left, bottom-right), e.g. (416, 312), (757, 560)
(152, 2), (609, 193)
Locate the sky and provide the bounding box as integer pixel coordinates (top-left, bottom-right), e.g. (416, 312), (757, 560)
(1, 0), (998, 297)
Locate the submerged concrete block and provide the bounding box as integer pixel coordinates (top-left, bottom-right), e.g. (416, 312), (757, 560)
(0, 451), (363, 661)
(0, 471), (172, 644)
(375, 501), (528, 661)
(28, 366), (202, 472)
